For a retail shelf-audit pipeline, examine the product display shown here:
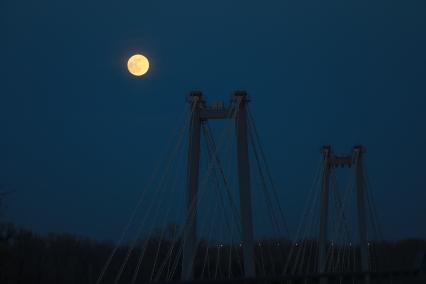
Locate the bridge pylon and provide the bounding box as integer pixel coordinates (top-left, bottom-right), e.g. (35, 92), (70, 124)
(182, 91), (255, 280)
(318, 145), (370, 284)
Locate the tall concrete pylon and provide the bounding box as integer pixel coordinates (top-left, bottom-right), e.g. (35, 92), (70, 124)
(354, 145), (370, 284)
(182, 92), (202, 281)
(318, 145), (332, 275)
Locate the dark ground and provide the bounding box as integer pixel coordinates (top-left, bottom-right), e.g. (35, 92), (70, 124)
(1, 223), (425, 284)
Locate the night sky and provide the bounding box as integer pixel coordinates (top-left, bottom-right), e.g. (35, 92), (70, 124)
(1, 0), (425, 242)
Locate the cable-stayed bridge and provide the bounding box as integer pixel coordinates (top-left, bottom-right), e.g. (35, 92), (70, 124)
(96, 92), (424, 284)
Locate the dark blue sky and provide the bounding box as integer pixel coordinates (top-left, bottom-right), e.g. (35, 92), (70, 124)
(0, 0), (425, 241)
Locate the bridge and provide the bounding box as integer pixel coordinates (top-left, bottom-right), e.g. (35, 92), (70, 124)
(96, 92), (425, 284)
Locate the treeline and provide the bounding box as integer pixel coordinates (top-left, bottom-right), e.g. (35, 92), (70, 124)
(0, 223), (425, 284)
(0, 223), (111, 284)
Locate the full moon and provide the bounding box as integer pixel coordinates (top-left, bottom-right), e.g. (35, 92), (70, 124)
(127, 54), (149, 76)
